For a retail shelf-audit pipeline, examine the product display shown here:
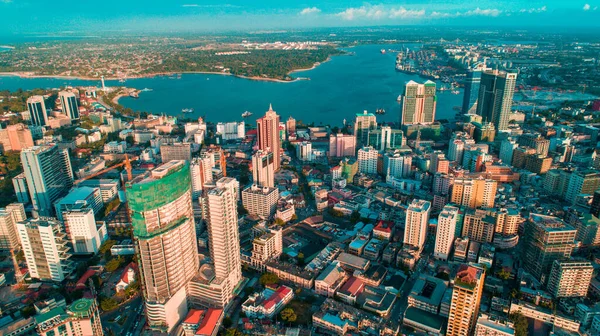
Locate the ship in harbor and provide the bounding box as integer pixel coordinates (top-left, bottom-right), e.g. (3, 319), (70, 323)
(375, 108), (386, 115)
(242, 111), (253, 118)
(182, 108), (194, 113)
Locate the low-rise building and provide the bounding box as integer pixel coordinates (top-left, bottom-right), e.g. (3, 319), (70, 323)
(241, 286), (294, 319)
(408, 275), (448, 314)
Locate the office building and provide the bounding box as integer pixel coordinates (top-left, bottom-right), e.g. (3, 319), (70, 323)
(12, 173), (30, 204)
(59, 91), (80, 121)
(447, 264), (485, 336)
(0, 204), (25, 251)
(499, 139), (517, 166)
(54, 186), (103, 221)
(216, 121), (245, 140)
(17, 217), (73, 282)
(27, 95), (48, 127)
(35, 298), (103, 336)
(257, 105), (281, 171)
(404, 199), (431, 250)
(462, 209), (496, 243)
(448, 132), (475, 163)
(295, 141), (312, 162)
(476, 70), (517, 131)
(252, 150), (274, 188)
(0, 123), (34, 152)
(522, 214), (577, 283)
(77, 179), (119, 203)
(357, 146), (379, 175)
(462, 69), (483, 115)
(242, 184), (279, 219)
(21, 145), (74, 217)
(565, 170), (600, 205)
(354, 110), (377, 147)
(329, 133), (356, 157)
(450, 177), (497, 209)
(401, 80), (437, 125)
(63, 207), (105, 255)
(160, 142), (192, 163)
(547, 260), (593, 298)
(126, 160), (199, 332)
(434, 205), (459, 261)
(367, 126), (405, 151)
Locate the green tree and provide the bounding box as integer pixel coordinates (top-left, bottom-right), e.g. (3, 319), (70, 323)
(100, 297), (118, 311)
(274, 218), (285, 226)
(224, 329), (243, 336)
(497, 269), (511, 280)
(280, 308), (297, 323)
(350, 210), (361, 224)
(291, 214), (298, 221)
(21, 305), (36, 318)
(509, 313), (528, 336)
(259, 272), (279, 287)
(222, 317), (233, 328)
(105, 256), (123, 272)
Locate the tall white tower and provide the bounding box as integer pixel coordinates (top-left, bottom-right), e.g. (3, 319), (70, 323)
(101, 76), (106, 91)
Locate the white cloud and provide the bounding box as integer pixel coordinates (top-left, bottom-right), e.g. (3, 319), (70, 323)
(335, 5), (425, 21)
(520, 6), (547, 13)
(583, 4), (591, 11)
(464, 7), (502, 17)
(389, 7), (426, 19)
(300, 7), (321, 15)
(182, 4), (199, 7)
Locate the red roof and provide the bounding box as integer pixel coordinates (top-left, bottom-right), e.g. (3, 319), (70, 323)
(247, 130), (257, 136)
(183, 309), (205, 325)
(76, 269), (97, 288)
(263, 286), (292, 310)
(196, 308), (223, 335)
(340, 277), (364, 296)
(374, 220), (394, 233)
(119, 262), (138, 284)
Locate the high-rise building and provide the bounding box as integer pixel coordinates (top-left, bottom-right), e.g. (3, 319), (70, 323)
(404, 199), (431, 250)
(547, 260), (593, 298)
(462, 209), (496, 243)
(519, 133), (550, 157)
(367, 126), (405, 151)
(257, 105), (281, 171)
(0, 123), (34, 152)
(189, 177), (242, 308)
(12, 173), (30, 204)
(252, 150), (275, 188)
(476, 70), (517, 131)
(499, 139), (517, 166)
(295, 141), (313, 162)
(462, 69), (483, 115)
(190, 154), (216, 200)
(448, 132), (475, 163)
(160, 142), (192, 163)
(0, 204), (25, 251)
(17, 217), (73, 282)
(492, 208), (521, 236)
(59, 91), (80, 121)
(63, 207), (105, 255)
(357, 146), (379, 175)
(329, 133), (356, 157)
(35, 298), (103, 336)
(216, 121), (245, 140)
(591, 190), (600, 218)
(126, 160), (199, 332)
(401, 80), (437, 125)
(383, 149), (413, 179)
(54, 186), (103, 221)
(27, 95), (48, 127)
(250, 226), (283, 270)
(434, 205), (458, 261)
(21, 145), (74, 217)
(450, 177), (497, 209)
(474, 314), (515, 336)
(447, 264), (485, 336)
(565, 170), (600, 205)
(286, 116), (296, 134)
(242, 184), (279, 219)
(354, 111), (377, 147)
(522, 214), (577, 283)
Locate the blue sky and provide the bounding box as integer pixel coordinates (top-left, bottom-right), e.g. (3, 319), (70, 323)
(1, 1), (599, 35)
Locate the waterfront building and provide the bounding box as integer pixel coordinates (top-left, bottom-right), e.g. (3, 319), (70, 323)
(462, 69), (483, 115)
(286, 116), (296, 134)
(242, 184), (279, 219)
(401, 80), (437, 125)
(447, 264), (485, 336)
(20, 145), (74, 217)
(0, 123), (34, 152)
(59, 91), (80, 121)
(357, 146), (379, 175)
(476, 70), (517, 131)
(434, 205), (459, 261)
(367, 126), (405, 151)
(404, 199), (431, 251)
(329, 133), (356, 157)
(252, 150), (274, 188)
(216, 121), (245, 140)
(547, 259), (593, 298)
(257, 105), (281, 171)
(354, 110), (377, 147)
(126, 160), (199, 332)
(27, 95), (48, 127)
(17, 217), (73, 282)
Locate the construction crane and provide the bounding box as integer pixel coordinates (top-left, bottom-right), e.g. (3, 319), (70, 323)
(74, 154), (137, 185)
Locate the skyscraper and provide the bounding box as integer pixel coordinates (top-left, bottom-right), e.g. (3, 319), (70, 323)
(401, 80), (437, 125)
(242, 184), (279, 219)
(367, 126), (405, 151)
(27, 95), (48, 127)
(476, 70), (517, 131)
(126, 160), (199, 332)
(59, 91), (80, 121)
(447, 264), (485, 336)
(404, 199), (431, 251)
(462, 69), (482, 114)
(17, 217), (73, 282)
(252, 150), (275, 188)
(434, 205), (458, 261)
(522, 214), (577, 283)
(21, 145), (74, 217)
(257, 105), (281, 171)
(547, 259), (593, 298)
(354, 110), (377, 147)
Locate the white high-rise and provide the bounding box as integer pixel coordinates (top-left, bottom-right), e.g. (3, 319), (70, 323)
(448, 132), (475, 163)
(17, 217), (73, 282)
(0, 203), (25, 251)
(357, 146), (379, 175)
(404, 199), (431, 250)
(383, 150), (413, 179)
(59, 91), (80, 121)
(190, 156), (215, 200)
(252, 150), (275, 188)
(63, 207), (104, 255)
(434, 205), (458, 261)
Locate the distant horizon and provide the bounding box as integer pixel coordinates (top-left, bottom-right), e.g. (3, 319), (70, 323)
(1, 1), (599, 38)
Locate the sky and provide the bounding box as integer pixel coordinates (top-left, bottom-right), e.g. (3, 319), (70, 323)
(1, 1), (599, 36)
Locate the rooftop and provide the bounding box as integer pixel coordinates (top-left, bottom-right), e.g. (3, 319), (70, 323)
(409, 275), (447, 306)
(196, 308), (223, 336)
(404, 307), (445, 331)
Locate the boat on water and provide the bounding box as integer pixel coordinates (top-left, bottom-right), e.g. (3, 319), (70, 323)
(118, 78), (126, 83)
(380, 49), (386, 54)
(141, 88), (153, 92)
(397, 95), (403, 102)
(451, 90), (460, 95)
(375, 108), (386, 115)
(242, 111), (253, 118)
(182, 108), (194, 113)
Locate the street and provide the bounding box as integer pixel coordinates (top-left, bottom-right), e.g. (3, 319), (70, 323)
(101, 295), (144, 335)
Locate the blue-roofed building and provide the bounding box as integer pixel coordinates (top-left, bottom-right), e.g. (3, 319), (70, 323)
(54, 186), (103, 221)
(349, 237), (369, 255)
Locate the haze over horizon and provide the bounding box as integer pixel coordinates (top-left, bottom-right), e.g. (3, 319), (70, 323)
(1, 0), (600, 37)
